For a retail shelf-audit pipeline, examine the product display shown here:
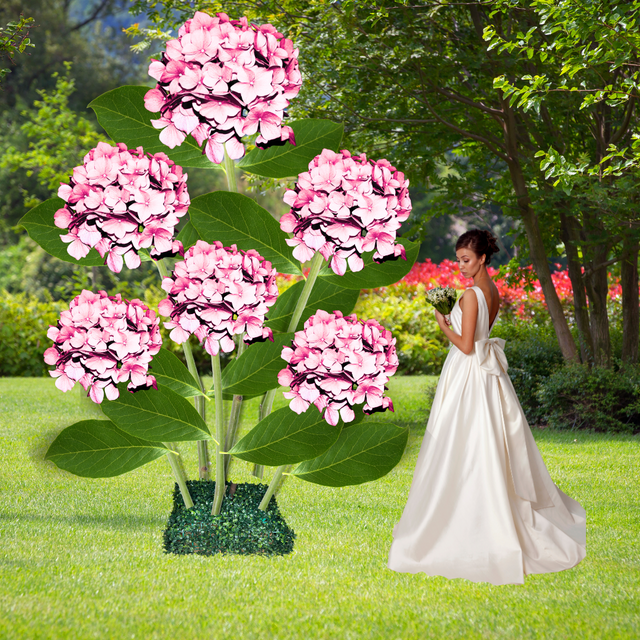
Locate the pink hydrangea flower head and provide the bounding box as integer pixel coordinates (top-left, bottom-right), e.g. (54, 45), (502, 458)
(44, 290), (163, 403)
(55, 142), (189, 273)
(277, 310), (399, 426)
(158, 240), (279, 355)
(280, 149), (412, 275)
(144, 11), (302, 164)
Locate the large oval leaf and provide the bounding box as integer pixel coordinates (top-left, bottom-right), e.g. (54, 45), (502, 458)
(45, 419), (168, 478)
(265, 278), (359, 333)
(89, 85), (217, 169)
(101, 384), (210, 443)
(229, 406), (341, 466)
(149, 348), (204, 399)
(221, 333), (293, 397)
(189, 191), (300, 274)
(318, 238), (419, 290)
(237, 119), (344, 178)
(291, 421), (408, 487)
(175, 221), (201, 251)
(19, 198), (105, 266)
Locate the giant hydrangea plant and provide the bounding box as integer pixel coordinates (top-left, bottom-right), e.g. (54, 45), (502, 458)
(20, 10), (419, 525)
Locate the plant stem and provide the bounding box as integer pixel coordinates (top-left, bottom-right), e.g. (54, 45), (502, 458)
(258, 251), (325, 509)
(258, 464), (294, 511)
(154, 258), (210, 479)
(164, 442), (194, 509)
(211, 352), (226, 515)
(223, 338), (246, 481)
(223, 143), (238, 193)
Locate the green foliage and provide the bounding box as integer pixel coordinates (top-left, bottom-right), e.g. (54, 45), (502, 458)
(492, 319), (564, 424)
(221, 333), (295, 398)
(354, 283), (449, 375)
(148, 348), (206, 399)
(163, 481), (295, 556)
(0, 290), (64, 377)
(1, 64), (106, 207)
(265, 278), (359, 333)
(0, 14), (34, 82)
(45, 419), (169, 477)
(291, 420), (409, 487)
(230, 406), (341, 466)
(89, 85), (217, 170)
(537, 363), (640, 433)
(237, 119), (344, 178)
(190, 191), (301, 274)
(100, 383), (211, 442)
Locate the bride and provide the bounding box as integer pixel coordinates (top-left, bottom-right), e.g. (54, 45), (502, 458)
(388, 229), (586, 585)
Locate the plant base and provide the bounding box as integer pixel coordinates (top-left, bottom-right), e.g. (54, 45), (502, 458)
(163, 480), (295, 556)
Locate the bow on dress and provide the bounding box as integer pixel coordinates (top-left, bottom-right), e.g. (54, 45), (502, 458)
(476, 338), (508, 376)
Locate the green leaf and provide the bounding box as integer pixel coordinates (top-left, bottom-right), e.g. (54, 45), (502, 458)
(189, 191), (301, 274)
(149, 348), (204, 398)
(229, 406), (341, 466)
(19, 198), (105, 266)
(318, 238), (419, 290)
(265, 278), (359, 333)
(291, 421), (409, 487)
(221, 333), (293, 397)
(175, 221), (200, 251)
(101, 384), (210, 443)
(237, 119), (344, 178)
(45, 419), (168, 478)
(89, 85), (217, 169)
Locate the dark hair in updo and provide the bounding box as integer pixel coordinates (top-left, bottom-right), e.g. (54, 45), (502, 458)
(455, 229), (499, 265)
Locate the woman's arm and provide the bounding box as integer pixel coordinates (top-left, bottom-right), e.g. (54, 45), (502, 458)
(435, 289), (478, 355)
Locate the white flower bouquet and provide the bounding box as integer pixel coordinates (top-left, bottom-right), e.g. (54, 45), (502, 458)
(425, 286), (458, 315)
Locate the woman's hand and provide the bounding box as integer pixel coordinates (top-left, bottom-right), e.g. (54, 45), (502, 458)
(435, 309), (450, 331)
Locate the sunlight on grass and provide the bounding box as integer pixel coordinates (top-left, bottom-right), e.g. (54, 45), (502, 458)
(0, 376), (638, 639)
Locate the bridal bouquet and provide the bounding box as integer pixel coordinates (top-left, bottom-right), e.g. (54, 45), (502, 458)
(425, 286), (458, 315)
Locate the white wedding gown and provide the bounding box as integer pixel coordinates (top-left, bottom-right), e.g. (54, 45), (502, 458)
(388, 286), (586, 585)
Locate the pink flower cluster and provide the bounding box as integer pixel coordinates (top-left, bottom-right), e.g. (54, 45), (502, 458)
(158, 240), (279, 355)
(280, 149), (412, 276)
(55, 142), (189, 273)
(44, 290), (162, 404)
(144, 11), (302, 164)
(278, 310), (398, 426)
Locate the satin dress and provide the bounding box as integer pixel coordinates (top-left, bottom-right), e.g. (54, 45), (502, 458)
(388, 286), (586, 585)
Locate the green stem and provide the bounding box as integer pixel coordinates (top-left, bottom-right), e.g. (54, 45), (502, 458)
(258, 464), (294, 511)
(164, 442), (194, 509)
(223, 338), (246, 481)
(211, 352), (226, 515)
(258, 251), (325, 503)
(223, 143), (238, 193)
(155, 258), (210, 479)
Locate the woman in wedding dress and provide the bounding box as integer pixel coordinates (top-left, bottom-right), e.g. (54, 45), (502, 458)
(388, 229), (586, 585)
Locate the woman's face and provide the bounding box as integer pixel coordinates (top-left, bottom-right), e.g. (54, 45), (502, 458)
(456, 246), (485, 279)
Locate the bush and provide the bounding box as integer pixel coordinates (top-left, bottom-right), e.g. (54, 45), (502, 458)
(354, 283), (449, 375)
(492, 319), (564, 424)
(537, 364), (640, 433)
(0, 291), (65, 376)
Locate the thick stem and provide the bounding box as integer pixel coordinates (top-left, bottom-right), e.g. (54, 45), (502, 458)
(164, 443), (193, 509)
(258, 251), (326, 503)
(621, 232), (639, 364)
(211, 353), (226, 515)
(223, 144), (238, 193)
(223, 338), (246, 481)
(258, 464), (294, 511)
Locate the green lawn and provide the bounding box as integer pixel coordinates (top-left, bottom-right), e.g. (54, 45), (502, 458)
(0, 376), (638, 639)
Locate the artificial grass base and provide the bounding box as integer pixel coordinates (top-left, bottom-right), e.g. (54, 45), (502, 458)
(163, 480), (296, 557)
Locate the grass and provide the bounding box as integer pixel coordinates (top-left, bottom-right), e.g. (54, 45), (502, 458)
(0, 375), (638, 639)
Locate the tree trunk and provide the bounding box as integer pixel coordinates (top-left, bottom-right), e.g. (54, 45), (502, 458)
(560, 210), (594, 363)
(506, 162), (579, 362)
(621, 232), (639, 364)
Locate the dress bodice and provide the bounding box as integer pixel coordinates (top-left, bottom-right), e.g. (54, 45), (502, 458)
(449, 285), (496, 343)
